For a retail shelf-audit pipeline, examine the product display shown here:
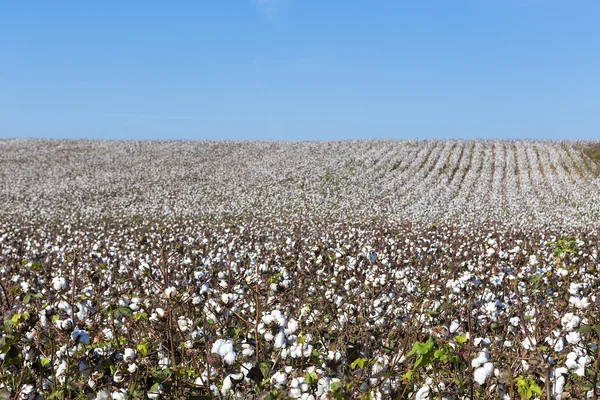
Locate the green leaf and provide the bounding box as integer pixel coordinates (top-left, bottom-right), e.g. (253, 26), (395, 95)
(41, 357), (51, 367)
(305, 371), (318, 384)
(23, 294), (31, 305)
(579, 325), (594, 334)
(329, 381), (342, 392)
(137, 343), (150, 357)
(259, 361), (271, 381)
(113, 306), (133, 318)
(149, 382), (161, 393)
(454, 335), (468, 344)
(47, 391), (63, 400)
(11, 313), (21, 324)
(413, 355), (424, 369)
(134, 311), (148, 321)
(350, 358), (366, 370)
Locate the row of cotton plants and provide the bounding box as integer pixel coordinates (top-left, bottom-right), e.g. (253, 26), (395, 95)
(0, 139), (599, 226)
(1, 216), (599, 399)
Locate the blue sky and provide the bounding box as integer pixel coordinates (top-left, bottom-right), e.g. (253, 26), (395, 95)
(1, 1), (599, 141)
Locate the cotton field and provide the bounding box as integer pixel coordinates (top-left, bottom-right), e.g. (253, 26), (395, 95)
(1, 140), (600, 399)
(1, 139), (600, 226)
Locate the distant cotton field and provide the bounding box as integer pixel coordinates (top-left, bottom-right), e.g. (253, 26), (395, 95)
(1, 140), (599, 399)
(1, 139), (599, 226)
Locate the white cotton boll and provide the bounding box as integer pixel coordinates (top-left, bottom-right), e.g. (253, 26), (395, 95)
(414, 384), (431, 400)
(569, 283), (582, 295)
(264, 332), (274, 342)
(449, 320), (460, 334)
(123, 348), (135, 362)
(274, 332), (286, 348)
(263, 314), (275, 325)
(474, 363), (494, 385)
(163, 287), (177, 299)
(71, 329), (91, 344)
(177, 316), (190, 332)
(211, 339), (224, 354)
(472, 351), (489, 368)
(199, 283), (210, 295)
(554, 375), (566, 397)
(217, 341), (234, 358)
(52, 276), (68, 291)
(565, 352), (579, 369)
(242, 344), (255, 357)
(300, 381), (310, 392)
(111, 389), (128, 400)
(522, 337), (537, 350)
(95, 389), (110, 400)
(286, 318), (299, 335)
(578, 356), (590, 368)
(158, 356), (171, 369)
(289, 388), (302, 398)
(155, 308), (165, 318)
(127, 363), (137, 373)
(223, 351), (236, 365)
(566, 331), (581, 344)
(509, 316), (520, 327)
(271, 371), (288, 389)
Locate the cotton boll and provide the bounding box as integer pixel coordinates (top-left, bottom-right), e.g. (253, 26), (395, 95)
(111, 389), (128, 400)
(566, 331), (581, 345)
(474, 363), (494, 385)
(471, 351), (489, 368)
(123, 348), (136, 362)
(274, 331), (286, 348)
(286, 318), (299, 335)
(271, 371), (288, 389)
(95, 389), (110, 400)
(223, 351), (236, 365)
(71, 329), (91, 345)
(52, 276), (68, 291)
(414, 385), (431, 400)
(449, 320), (460, 334)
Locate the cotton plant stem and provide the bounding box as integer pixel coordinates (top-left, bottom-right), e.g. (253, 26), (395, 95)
(255, 262), (260, 365)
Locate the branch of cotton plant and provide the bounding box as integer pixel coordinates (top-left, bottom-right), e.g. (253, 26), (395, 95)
(70, 253), (79, 324)
(254, 259), (260, 364)
(160, 246), (178, 369)
(0, 280), (9, 310)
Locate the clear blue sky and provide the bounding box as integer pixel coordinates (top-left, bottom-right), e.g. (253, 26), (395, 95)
(1, 1), (599, 141)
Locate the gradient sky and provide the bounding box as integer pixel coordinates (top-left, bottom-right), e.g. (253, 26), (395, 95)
(1, 1), (599, 141)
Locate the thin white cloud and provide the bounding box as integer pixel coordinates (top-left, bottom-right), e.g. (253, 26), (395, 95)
(254, 0), (286, 21)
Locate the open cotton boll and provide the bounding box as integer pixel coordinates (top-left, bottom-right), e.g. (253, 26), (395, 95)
(71, 329), (91, 344)
(286, 318), (299, 335)
(95, 388), (110, 400)
(111, 389), (128, 400)
(414, 384), (431, 400)
(123, 348), (136, 362)
(474, 362), (494, 385)
(471, 351), (489, 368)
(52, 276), (68, 291)
(271, 371), (288, 389)
(274, 331), (286, 348)
(163, 287), (177, 298)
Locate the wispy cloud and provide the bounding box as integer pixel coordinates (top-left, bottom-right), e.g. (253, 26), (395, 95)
(254, 0), (286, 21)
